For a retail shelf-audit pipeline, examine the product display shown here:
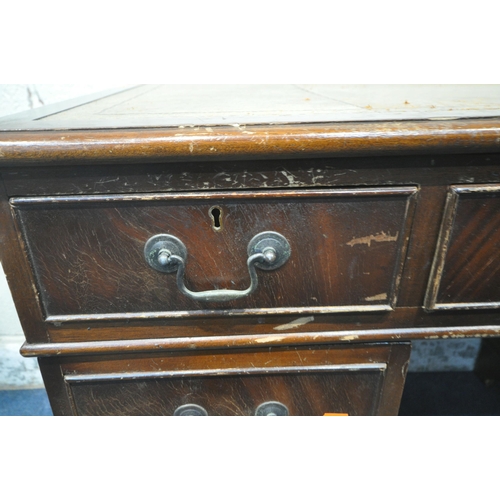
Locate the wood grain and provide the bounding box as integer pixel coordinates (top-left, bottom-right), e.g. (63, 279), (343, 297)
(1, 119), (500, 166)
(0, 177), (48, 342)
(426, 185), (500, 310)
(1, 89), (500, 416)
(69, 371), (385, 416)
(21, 323), (500, 358)
(50, 343), (410, 416)
(13, 188), (416, 319)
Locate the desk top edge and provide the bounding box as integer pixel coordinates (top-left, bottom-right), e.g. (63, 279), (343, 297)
(1, 85), (500, 164)
(1, 117), (500, 165)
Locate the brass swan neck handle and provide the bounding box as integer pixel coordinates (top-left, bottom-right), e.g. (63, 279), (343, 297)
(144, 231), (291, 302)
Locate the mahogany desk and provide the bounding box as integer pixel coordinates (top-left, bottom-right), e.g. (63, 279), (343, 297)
(1, 85), (499, 415)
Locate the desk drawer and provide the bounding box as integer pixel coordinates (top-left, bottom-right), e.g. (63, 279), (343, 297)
(46, 343), (410, 416)
(12, 188), (416, 322)
(426, 185), (500, 310)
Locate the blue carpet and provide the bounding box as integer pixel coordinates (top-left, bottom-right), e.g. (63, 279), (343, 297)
(0, 389), (53, 416)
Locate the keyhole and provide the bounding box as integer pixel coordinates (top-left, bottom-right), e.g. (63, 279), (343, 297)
(210, 206), (223, 231)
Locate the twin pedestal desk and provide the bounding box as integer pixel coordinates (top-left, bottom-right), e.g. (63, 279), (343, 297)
(1, 85), (499, 416)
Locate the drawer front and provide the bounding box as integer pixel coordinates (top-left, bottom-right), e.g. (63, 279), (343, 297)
(426, 185), (500, 310)
(13, 188), (416, 322)
(54, 344), (410, 416)
(68, 371), (385, 416)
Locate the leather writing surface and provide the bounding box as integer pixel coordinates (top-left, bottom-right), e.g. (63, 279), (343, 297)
(3, 84), (500, 130)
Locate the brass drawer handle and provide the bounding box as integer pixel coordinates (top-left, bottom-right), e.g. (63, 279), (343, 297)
(173, 404), (208, 416)
(255, 401), (289, 416)
(144, 231), (291, 302)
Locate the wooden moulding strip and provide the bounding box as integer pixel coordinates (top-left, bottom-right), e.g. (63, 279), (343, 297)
(64, 364), (388, 383)
(42, 305), (393, 324)
(20, 325), (500, 358)
(1, 119), (500, 165)
(10, 186), (418, 206)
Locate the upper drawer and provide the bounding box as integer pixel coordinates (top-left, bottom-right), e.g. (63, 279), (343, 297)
(12, 187), (417, 322)
(426, 184), (500, 311)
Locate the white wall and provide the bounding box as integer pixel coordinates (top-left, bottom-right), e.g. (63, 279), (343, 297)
(0, 85), (113, 117)
(0, 85), (112, 388)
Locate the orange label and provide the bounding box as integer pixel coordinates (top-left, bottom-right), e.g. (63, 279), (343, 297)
(323, 413), (349, 416)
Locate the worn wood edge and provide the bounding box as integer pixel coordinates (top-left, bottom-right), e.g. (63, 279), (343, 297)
(423, 187), (459, 310)
(376, 343), (412, 416)
(389, 188), (419, 309)
(452, 184), (500, 194)
(20, 325), (500, 357)
(430, 302), (500, 310)
(2, 119), (500, 165)
(44, 305), (393, 324)
(10, 186), (419, 206)
(64, 363), (388, 383)
(0, 176), (49, 342)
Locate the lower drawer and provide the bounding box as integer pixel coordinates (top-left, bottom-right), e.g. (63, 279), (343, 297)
(39, 343), (411, 416)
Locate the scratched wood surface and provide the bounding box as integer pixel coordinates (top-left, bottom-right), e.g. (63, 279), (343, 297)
(4, 157), (391, 196)
(426, 185), (500, 309)
(3, 157), (500, 344)
(20, 322), (500, 357)
(13, 188), (415, 319)
(1, 86), (500, 416)
(69, 371), (385, 416)
(3, 153), (500, 198)
(44, 343), (410, 416)
(1, 119), (500, 166)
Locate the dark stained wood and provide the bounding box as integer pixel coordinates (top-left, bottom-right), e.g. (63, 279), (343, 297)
(397, 185), (449, 307)
(7, 302), (497, 345)
(1, 86), (500, 415)
(37, 357), (76, 416)
(49, 343), (410, 416)
(69, 371), (384, 416)
(12, 188), (416, 320)
(0, 178), (48, 343)
(378, 342), (411, 416)
(1, 119), (500, 167)
(3, 154), (500, 198)
(40, 306), (500, 343)
(426, 185), (500, 310)
(20, 324), (500, 358)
